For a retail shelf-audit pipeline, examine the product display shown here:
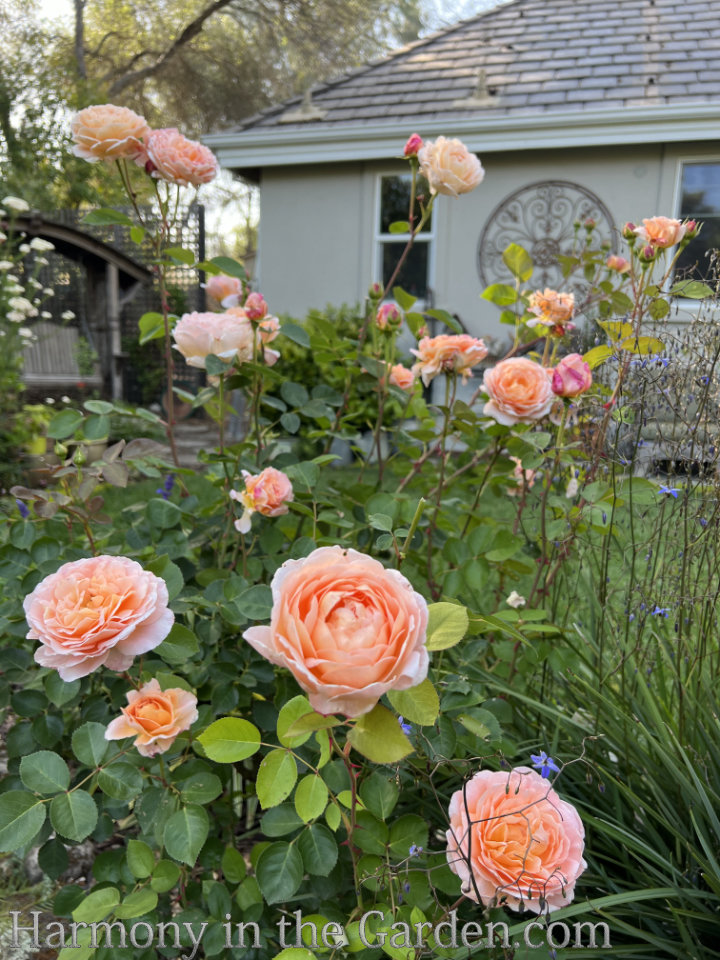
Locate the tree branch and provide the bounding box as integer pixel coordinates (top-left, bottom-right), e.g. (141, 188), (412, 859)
(107, 0), (236, 97)
(74, 0), (87, 79)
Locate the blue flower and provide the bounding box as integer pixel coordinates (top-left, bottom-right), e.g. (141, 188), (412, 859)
(408, 844), (423, 857)
(658, 485), (679, 498)
(155, 474), (175, 500)
(651, 606), (670, 617)
(16, 499), (29, 519)
(530, 751), (560, 779)
(398, 716), (412, 736)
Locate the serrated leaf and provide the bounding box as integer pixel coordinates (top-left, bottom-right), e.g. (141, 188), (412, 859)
(426, 602), (468, 651)
(280, 321), (310, 348)
(198, 717), (261, 762)
(256, 749), (297, 809)
(20, 751), (70, 795)
(297, 823), (338, 876)
(50, 790), (97, 842)
(256, 842), (304, 903)
(114, 888), (159, 920)
(163, 804), (209, 866)
(387, 678), (439, 726)
(670, 279), (714, 299)
(347, 705), (413, 763)
(583, 344), (614, 369)
(481, 283), (517, 306)
(72, 722), (108, 767)
(209, 256), (247, 279)
(294, 775), (328, 823)
(127, 839), (155, 878)
(502, 243), (533, 282)
(83, 208), (132, 226)
(0, 792), (47, 852)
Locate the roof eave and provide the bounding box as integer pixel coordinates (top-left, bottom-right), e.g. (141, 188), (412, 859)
(204, 103), (720, 172)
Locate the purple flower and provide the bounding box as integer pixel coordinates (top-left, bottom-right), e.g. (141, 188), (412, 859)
(651, 606), (670, 617)
(530, 751), (560, 779)
(16, 499), (30, 519)
(658, 485), (679, 498)
(398, 715), (412, 736)
(408, 844), (423, 857)
(155, 474), (175, 500)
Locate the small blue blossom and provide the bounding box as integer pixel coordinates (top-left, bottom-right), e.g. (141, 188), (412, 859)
(530, 751), (560, 779)
(628, 614), (635, 622)
(16, 499), (29, 519)
(699, 518), (708, 528)
(658, 485), (679, 498)
(408, 844), (423, 857)
(651, 606), (670, 617)
(398, 716), (412, 735)
(155, 474), (176, 500)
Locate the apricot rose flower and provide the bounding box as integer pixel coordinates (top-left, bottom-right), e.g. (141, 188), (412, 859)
(105, 679), (198, 757)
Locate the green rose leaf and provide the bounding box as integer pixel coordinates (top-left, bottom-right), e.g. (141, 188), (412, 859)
(347, 705), (413, 763)
(425, 602), (468, 651)
(502, 242), (533, 282)
(178, 772), (223, 805)
(72, 886), (120, 923)
(150, 859), (181, 893)
(0, 791), (47, 852)
(114, 888), (159, 920)
(163, 804), (209, 866)
(197, 717), (261, 763)
(297, 823), (338, 876)
(481, 282), (517, 306)
(97, 762), (143, 801)
(156, 623), (199, 665)
(277, 695), (314, 747)
(387, 678), (440, 726)
(256, 749), (298, 809)
(255, 841), (304, 904)
(359, 772), (400, 821)
(71, 721), (109, 767)
(127, 838), (155, 878)
(20, 751), (71, 795)
(50, 790), (98, 843)
(294, 775), (329, 823)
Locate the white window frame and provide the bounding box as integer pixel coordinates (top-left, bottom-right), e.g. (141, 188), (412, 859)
(374, 172), (436, 309)
(671, 156), (720, 315)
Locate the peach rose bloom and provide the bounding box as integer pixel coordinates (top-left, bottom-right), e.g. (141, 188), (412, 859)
(205, 274), (242, 304)
(146, 128), (218, 187)
(226, 306), (280, 358)
(552, 353), (592, 397)
(446, 766), (587, 913)
(105, 679), (198, 757)
(527, 288), (575, 330)
(483, 357), (554, 426)
(418, 136), (484, 197)
(173, 310), (254, 368)
(633, 216), (686, 249)
(71, 104), (150, 163)
(24, 556), (174, 682)
(389, 364), (416, 392)
(411, 334), (488, 386)
(230, 467), (294, 534)
(243, 546), (429, 717)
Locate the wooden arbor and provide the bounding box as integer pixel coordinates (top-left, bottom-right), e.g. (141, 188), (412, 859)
(15, 214), (151, 400)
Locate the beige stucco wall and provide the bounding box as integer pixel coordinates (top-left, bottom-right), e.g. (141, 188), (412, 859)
(255, 140), (720, 343)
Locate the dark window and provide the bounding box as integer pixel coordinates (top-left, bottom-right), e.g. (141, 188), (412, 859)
(676, 162), (720, 282)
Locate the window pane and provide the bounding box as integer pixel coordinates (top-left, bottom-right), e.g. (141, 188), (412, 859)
(679, 163), (720, 216)
(382, 241), (429, 299)
(675, 217), (720, 282)
(380, 175), (432, 233)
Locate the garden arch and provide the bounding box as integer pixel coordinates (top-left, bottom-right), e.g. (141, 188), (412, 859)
(14, 214), (152, 399)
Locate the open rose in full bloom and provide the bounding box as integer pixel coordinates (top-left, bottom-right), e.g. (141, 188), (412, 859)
(24, 556), (174, 681)
(411, 334), (488, 386)
(243, 546), (429, 717)
(483, 357), (554, 426)
(173, 311), (255, 368)
(230, 467), (294, 534)
(527, 288), (575, 333)
(105, 679), (198, 757)
(446, 766), (587, 912)
(71, 104), (151, 163)
(552, 353), (592, 397)
(633, 216), (686, 249)
(418, 136), (484, 197)
(146, 128), (218, 187)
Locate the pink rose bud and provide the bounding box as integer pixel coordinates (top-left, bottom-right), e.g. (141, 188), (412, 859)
(583, 217), (596, 229)
(641, 244), (656, 261)
(244, 292), (268, 321)
(404, 133), (424, 157)
(376, 303), (403, 330)
(552, 354), (592, 398)
(368, 282), (384, 300)
(606, 254), (631, 273)
(622, 222), (637, 240)
(683, 219), (699, 238)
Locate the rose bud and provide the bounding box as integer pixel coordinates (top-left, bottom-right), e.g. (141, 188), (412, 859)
(552, 354), (592, 397)
(404, 133), (424, 157)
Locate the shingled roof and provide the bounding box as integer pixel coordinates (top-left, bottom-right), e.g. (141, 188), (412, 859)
(205, 0), (720, 171)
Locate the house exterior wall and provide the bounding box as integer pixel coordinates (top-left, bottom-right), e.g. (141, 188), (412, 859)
(254, 140), (720, 340)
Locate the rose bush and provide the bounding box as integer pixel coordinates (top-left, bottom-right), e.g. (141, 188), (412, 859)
(1, 115), (718, 960)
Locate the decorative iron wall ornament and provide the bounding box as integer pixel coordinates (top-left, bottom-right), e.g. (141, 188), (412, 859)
(477, 180), (618, 295)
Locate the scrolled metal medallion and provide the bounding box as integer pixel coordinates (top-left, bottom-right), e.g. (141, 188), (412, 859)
(477, 180), (618, 294)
